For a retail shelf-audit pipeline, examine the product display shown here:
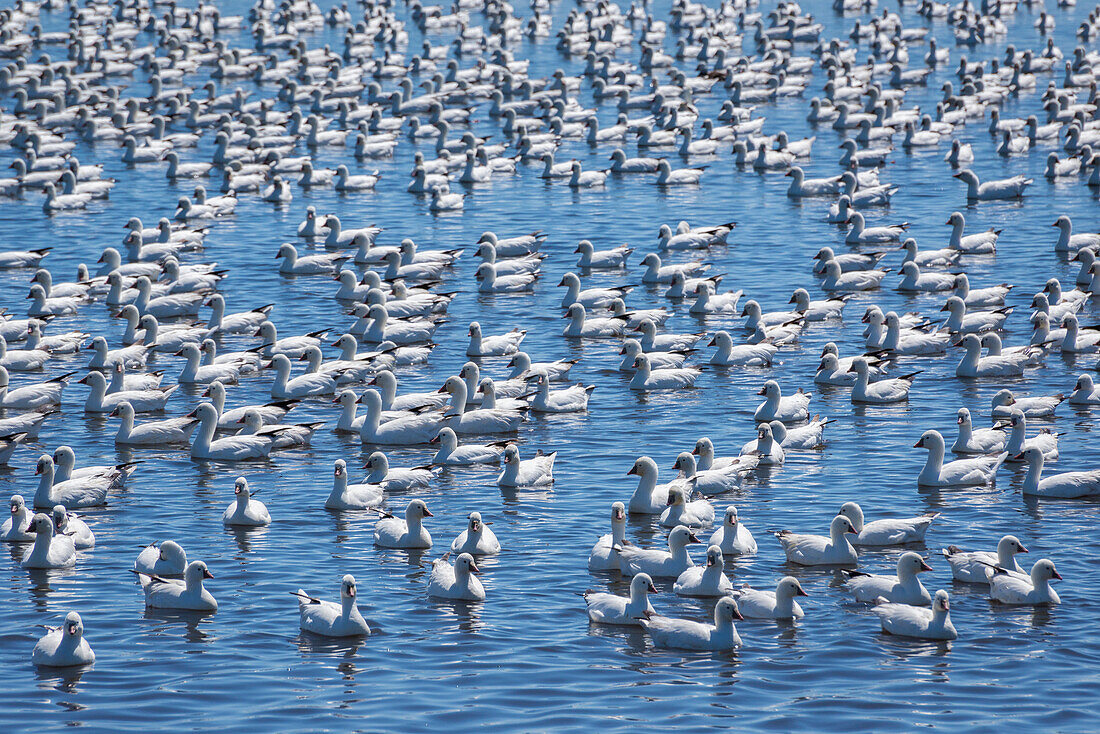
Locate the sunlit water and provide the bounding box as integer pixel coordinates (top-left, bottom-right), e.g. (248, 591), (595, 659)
(2, 0), (1099, 730)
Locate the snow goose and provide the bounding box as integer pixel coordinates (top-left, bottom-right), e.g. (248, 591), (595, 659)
(732, 577), (808, 620)
(190, 403), (275, 461)
(953, 274), (1011, 308)
(1069, 374), (1100, 405)
(204, 381), (298, 430)
(849, 357), (917, 403)
(451, 512), (500, 556)
(660, 484), (716, 527)
(374, 499), (433, 548)
(475, 243), (543, 276)
(0, 335), (49, 371)
(940, 297), (1010, 334)
(845, 212), (909, 245)
(475, 262), (537, 293)
(427, 553), (485, 601)
(789, 288), (847, 320)
(133, 276), (206, 319)
(134, 560), (217, 611)
(619, 340), (690, 372)
(991, 389), (1063, 419)
(559, 272), (630, 310)
(21, 513), (76, 569)
(204, 295), (272, 336)
(709, 330), (776, 366)
(740, 423), (784, 465)
(176, 343), (239, 385)
(575, 240), (632, 269)
(916, 430), (1006, 486)
(269, 353), (335, 398)
(786, 167), (843, 197)
(1017, 446), (1100, 498)
(295, 575), (371, 637)
(112, 401), (198, 445)
(956, 334), (1030, 378)
(41, 182), (91, 212)
(0, 247), (50, 269)
(630, 354), (700, 390)
(943, 535), (1028, 583)
(945, 212), (999, 254)
(27, 283), (79, 316)
(584, 573), (656, 626)
(363, 452), (437, 490)
(609, 148), (660, 173)
(618, 525), (699, 579)
(954, 170), (1032, 200)
(989, 560), (1061, 605)
(497, 444), (555, 487)
(0, 366), (70, 409)
(952, 408), (1006, 454)
(441, 376), (525, 434)
(822, 260), (886, 292)
(79, 371), (176, 413)
(656, 158), (705, 184)
(325, 459), (383, 510)
(640, 596), (743, 651)
(627, 456), (687, 514)
(2, 494), (33, 542)
(563, 303), (627, 338)
(467, 321), (525, 356)
(639, 254), (710, 284)
(32, 611), (95, 667)
(673, 545), (733, 597)
(507, 352), (577, 382)
(636, 320), (703, 352)
(222, 477), (270, 527)
(873, 589), (956, 640)
(689, 282), (743, 314)
(51, 505), (93, 550)
(775, 515), (858, 566)
(430, 427), (503, 466)
(358, 390), (444, 445)
(709, 505), (757, 556)
(1003, 410), (1059, 461)
(754, 380), (810, 422)
(528, 371), (593, 412)
(1052, 215), (1100, 254)
(843, 552), (933, 604)
(588, 502), (627, 571)
(369, 371), (448, 412)
(898, 261), (954, 292)
(235, 410), (322, 450)
(1057, 314), (1100, 354)
(276, 243), (347, 275)
(475, 231), (545, 258)
(900, 238), (959, 268)
(87, 336), (147, 370)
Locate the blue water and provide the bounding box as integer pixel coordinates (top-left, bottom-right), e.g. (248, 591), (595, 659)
(2, 0), (1099, 730)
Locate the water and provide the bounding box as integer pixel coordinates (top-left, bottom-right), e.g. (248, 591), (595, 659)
(2, 0), (1100, 730)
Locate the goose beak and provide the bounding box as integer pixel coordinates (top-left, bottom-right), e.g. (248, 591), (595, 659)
(1051, 569), (1063, 580)
(422, 508), (433, 517)
(203, 568), (214, 579)
(796, 586), (808, 597)
(756, 387), (766, 395)
(913, 439), (923, 448)
(919, 560), (933, 572)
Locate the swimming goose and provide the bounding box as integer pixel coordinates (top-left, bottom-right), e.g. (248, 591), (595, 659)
(915, 430), (1006, 487)
(588, 502), (628, 572)
(204, 295), (272, 336)
(954, 170), (1032, 200)
(191, 403), (275, 461)
(21, 513), (76, 569)
(618, 525), (700, 579)
(2, 494), (33, 542)
(78, 371), (177, 413)
(943, 535), (1028, 583)
(673, 545), (733, 597)
(0, 334), (49, 371)
(466, 321), (525, 356)
(133, 276), (206, 319)
(27, 283), (80, 316)
(584, 573), (656, 626)
(789, 288), (847, 320)
(639, 596), (743, 651)
(0, 366), (70, 409)
(843, 552), (933, 605)
(754, 380), (811, 422)
(176, 343), (240, 385)
(441, 376), (525, 434)
(575, 240), (632, 269)
(689, 282), (743, 314)
(559, 272), (631, 310)
(269, 353), (335, 398)
(775, 515), (859, 566)
(1052, 215), (1100, 254)
(991, 389), (1063, 419)
(786, 167), (843, 197)
(87, 336), (147, 370)
(451, 512), (500, 556)
(427, 552), (485, 601)
(49, 505), (93, 550)
(989, 559), (1061, 605)
(507, 352), (578, 382)
(527, 371), (593, 412)
(276, 243), (347, 275)
(953, 274), (1011, 307)
(363, 452), (437, 491)
(629, 354), (700, 390)
(849, 358), (917, 403)
(1069, 374), (1100, 405)
(1003, 410), (1059, 461)
(1017, 446), (1100, 498)
(497, 444), (555, 487)
(358, 390), (444, 445)
(873, 589), (956, 640)
(295, 575), (371, 637)
(845, 212), (909, 245)
(475, 262), (538, 293)
(475, 243), (544, 276)
(898, 261), (954, 292)
(955, 334), (1030, 379)
(562, 303), (627, 338)
(945, 212), (999, 254)
(325, 459), (383, 510)
(709, 330), (776, 367)
(374, 499), (433, 548)
(134, 560), (217, 611)
(940, 297), (1010, 334)
(732, 577), (808, 620)
(900, 238), (959, 268)
(430, 427), (504, 466)
(821, 260), (886, 292)
(639, 253), (710, 284)
(112, 401), (198, 445)
(952, 408), (1007, 454)
(636, 320), (703, 352)
(32, 611), (95, 667)
(235, 410), (322, 450)
(660, 483), (716, 527)
(222, 477), (270, 527)
(204, 381), (298, 430)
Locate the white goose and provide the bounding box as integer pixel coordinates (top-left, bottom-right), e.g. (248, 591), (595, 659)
(916, 430), (1006, 487)
(873, 589), (956, 640)
(843, 552), (933, 605)
(839, 502), (937, 546)
(134, 560), (217, 611)
(21, 513), (76, 568)
(373, 499), (433, 548)
(32, 611), (95, 666)
(1018, 446), (1100, 498)
(989, 559), (1061, 605)
(451, 512), (501, 555)
(618, 525), (699, 578)
(775, 515), (858, 566)
(191, 403), (275, 461)
(295, 575), (371, 637)
(584, 573), (656, 626)
(731, 577), (808, 620)
(222, 477), (270, 526)
(639, 596), (743, 651)
(943, 535), (1028, 583)
(673, 545), (733, 597)
(497, 444), (555, 487)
